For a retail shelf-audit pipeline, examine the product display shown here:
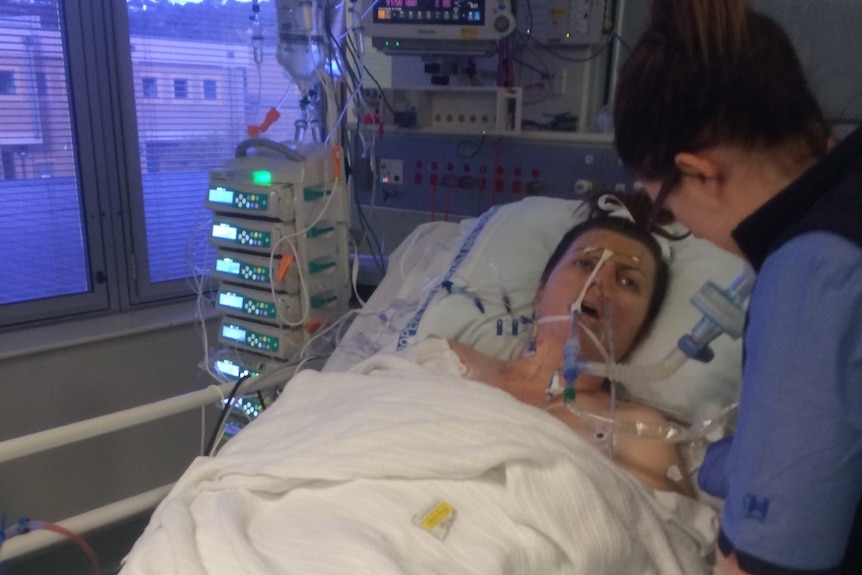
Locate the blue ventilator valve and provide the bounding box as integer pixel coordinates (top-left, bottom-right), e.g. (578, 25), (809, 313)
(678, 267), (755, 362)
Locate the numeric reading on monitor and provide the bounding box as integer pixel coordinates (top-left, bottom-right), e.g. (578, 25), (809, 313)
(376, 0), (483, 24)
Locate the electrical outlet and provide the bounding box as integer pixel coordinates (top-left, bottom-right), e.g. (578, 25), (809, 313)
(538, 70), (567, 96)
(551, 69), (566, 95)
(378, 158), (403, 185)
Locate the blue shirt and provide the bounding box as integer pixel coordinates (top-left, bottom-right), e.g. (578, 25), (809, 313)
(713, 232), (862, 573)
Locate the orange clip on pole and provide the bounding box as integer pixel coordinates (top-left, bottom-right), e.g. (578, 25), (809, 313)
(275, 254), (295, 282)
(259, 107), (281, 133)
(330, 146), (343, 181)
(247, 107), (281, 137)
(304, 319), (323, 333)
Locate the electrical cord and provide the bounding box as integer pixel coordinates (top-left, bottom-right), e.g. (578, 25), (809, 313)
(204, 374), (250, 456)
(1, 519), (101, 575)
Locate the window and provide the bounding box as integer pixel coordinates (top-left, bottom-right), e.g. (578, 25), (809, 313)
(0, 0), (305, 330)
(125, 0), (304, 294)
(173, 78), (188, 99)
(36, 72), (47, 96)
(202, 79), (217, 100)
(0, 70), (16, 95)
(0, 2), (105, 324)
(142, 76), (157, 98)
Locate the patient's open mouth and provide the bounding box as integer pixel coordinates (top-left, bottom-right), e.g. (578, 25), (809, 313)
(580, 302), (599, 318)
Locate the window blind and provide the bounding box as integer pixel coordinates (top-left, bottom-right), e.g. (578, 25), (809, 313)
(125, 0), (304, 286)
(0, 3), (90, 305)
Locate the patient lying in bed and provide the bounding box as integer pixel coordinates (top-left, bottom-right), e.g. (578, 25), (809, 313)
(119, 194), (719, 575)
(449, 192), (693, 496)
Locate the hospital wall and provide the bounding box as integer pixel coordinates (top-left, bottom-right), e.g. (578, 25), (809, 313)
(0, 317), (221, 574)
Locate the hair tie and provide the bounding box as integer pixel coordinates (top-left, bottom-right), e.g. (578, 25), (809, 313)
(597, 194), (636, 223)
(596, 193), (672, 263)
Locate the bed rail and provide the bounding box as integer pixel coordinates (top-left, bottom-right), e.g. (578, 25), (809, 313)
(0, 376), (285, 561)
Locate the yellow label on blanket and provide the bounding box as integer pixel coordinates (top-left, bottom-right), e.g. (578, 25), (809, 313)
(413, 500), (456, 541)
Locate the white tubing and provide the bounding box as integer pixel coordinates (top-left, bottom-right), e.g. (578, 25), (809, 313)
(0, 484), (173, 561)
(576, 347), (689, 385)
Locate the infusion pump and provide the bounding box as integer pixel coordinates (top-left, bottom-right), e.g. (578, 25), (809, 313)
(205, 142), (350, 364)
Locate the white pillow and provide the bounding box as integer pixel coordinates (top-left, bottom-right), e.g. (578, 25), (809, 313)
(416, 196), (745, 423)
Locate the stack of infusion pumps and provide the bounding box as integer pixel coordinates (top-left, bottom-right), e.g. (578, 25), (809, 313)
(205, 141), (350, 381)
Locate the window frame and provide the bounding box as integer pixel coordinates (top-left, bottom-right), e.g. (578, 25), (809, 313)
(109, 1), (218, 305)
(202, 78), (217, 100)
(0, 69), (15, 95)
(1, 0), (298, 330)
(173, 77), (188, 99)
(0, 0), (120, 330)
(141, 76), (158, 98)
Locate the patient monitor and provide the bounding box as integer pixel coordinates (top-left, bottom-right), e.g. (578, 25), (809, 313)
(361, 0), (516, 55)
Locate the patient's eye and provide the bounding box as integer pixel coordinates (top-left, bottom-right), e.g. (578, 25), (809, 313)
(618, 273), (641, 292)
(572, 257), (595, 269)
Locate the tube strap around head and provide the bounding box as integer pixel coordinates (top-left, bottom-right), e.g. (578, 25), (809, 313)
(596, 194), (672, 262)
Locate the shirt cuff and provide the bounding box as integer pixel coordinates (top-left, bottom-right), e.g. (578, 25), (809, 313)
(718, 530), (841, 575)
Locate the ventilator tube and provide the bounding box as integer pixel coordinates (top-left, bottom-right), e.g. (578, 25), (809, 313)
(568, 264), (755, 386)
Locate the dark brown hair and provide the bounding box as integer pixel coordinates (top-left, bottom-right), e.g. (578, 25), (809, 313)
(614, 0), (828, 180)
(539, 192), (672, 344)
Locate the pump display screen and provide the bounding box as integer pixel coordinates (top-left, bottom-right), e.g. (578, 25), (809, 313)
(208, 187), (234, 205)
(212, 223), (238, 241)
(219, 292), (245, 310)
(374, 0), (484, 25)
(216, 258), (242, 276)
(215, 359), (241, 378)
(222, 324), (247, 343)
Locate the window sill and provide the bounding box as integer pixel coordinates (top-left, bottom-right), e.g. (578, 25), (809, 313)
(0, 301), (218, 362)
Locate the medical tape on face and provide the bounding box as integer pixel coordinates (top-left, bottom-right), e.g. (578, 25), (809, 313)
(535, 247), (615, 327)
(570, 247), (613, 314)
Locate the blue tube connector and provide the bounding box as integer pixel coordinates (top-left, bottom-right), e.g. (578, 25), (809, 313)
(562, 336), (581, 403)
(678, 266), (756, 363)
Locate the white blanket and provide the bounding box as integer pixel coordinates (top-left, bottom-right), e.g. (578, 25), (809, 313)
(121, 351), (716, 575)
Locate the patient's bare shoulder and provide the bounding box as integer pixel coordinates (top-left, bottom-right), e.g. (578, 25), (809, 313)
(447, 340), (501, 381)
(447, 340), (549, 405)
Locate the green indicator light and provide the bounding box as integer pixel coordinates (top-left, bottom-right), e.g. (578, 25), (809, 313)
(252, 170), (272, 186)
(565, 32), (571, 38)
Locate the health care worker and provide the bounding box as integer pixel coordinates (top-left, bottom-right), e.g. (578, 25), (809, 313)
(611, 1), (862, 574)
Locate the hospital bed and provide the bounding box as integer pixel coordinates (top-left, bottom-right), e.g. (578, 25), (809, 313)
(1, 196), (742, 574)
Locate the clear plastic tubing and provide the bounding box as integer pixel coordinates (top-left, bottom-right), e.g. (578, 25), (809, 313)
(574, 346), (689, 386)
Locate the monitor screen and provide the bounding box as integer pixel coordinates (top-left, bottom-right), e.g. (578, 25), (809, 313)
(374, 0), (485, 26)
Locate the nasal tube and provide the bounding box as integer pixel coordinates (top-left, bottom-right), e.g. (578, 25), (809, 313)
(571, 265), (756, 386)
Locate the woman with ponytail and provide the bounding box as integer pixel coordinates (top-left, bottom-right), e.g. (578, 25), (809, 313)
(614, 1), (862, 574)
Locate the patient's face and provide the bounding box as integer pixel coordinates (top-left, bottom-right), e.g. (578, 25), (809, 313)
(535, 229), (657, 361)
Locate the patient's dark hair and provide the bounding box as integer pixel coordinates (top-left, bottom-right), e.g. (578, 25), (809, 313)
(540, 192), (674, 343)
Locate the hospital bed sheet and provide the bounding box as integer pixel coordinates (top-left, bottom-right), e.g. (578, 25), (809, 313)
(121, 344), (717, 575)
(325, 219), (467, 373)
